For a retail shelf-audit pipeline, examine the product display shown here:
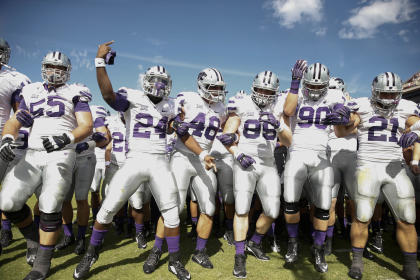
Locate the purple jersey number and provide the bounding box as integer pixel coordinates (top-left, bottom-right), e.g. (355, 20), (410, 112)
(112, 131), (125, 152)
(189, 113), (220, 141)
(243, 119), (276, 141)
(368, 116), (399, 142)
(298, 106), (330, 129)
(133, 113), (168, 139)
(30, 96), (65, 118)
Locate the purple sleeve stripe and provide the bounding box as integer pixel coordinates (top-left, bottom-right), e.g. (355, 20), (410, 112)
(177, 94), (184, 97)
(227, 107), (237, 111)
(11, 88), (22, 105)
(18, 97), (28, 111)
(179, 99), (185, 106)
(110, 92), (130, 112)
(75, 101), (91, 112)
(50, 95), (66, 101)
(80, 91), (92, 98)
(96, 112), (107, 117)
(94, 117), (106, 128)
(228, 100), (235, 103)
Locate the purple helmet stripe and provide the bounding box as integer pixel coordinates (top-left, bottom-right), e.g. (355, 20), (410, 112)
(267, 71), (273, 84)
(385, 72), (390, 86)
(391, 72), (396, 86)
(212, 68), (221, 82)
(58, 52), (61, 60)
(263, 71), (267, 84)
(312, 64), (316, 79)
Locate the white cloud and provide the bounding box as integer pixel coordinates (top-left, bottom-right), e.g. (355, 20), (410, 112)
(265, 0), (324, 28)
(137, 64), (144, 70)
(339, 0), (418, 39)
(398, 29), (410, 42)
(69, 49), (94, 71)
(315, 27), (327, 36)
(15, 45), (41, 58)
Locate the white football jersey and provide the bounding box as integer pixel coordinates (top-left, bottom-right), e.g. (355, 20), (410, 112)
(289, 89), (345, 153)
(107, 114), (127, 166)
(77, 105), (109, 157)
(19, 82), (92, 150)
(227, 94), (285, 159)
(352, 97), (420, 164)
(118, 88), (176, 155)
(0, 68), (31, 134)
(174, 91), (227, 154)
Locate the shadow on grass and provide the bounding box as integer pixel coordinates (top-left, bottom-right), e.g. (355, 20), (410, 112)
(0, 251), (26, 267)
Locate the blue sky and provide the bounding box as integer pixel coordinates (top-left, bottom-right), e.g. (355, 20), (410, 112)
(1, 0), (419, 109)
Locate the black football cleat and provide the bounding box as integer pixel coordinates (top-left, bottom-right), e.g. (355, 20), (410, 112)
(368, 230), (383, 254)
(233, 254), (247, 279)
(55, 234), (75, 251)
(135, 231), (147, 249)
(26, 247), (38, 266)
(312, 245), (328, 273)
(74, 238), (86, 255)
(348, 267), (363, 279)
(0, 228), (13, 247)
(192, 248), (213, 269)
(285, 238), (298, 263)
(143, 246), (162, 274)
(224, 230), (234, 246)
(73, 244), (100, 279)
(168, 251), (191, 280)
(246, 240), (270, 261)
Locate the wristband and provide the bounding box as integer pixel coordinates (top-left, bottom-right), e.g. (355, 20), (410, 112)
(199, 151), (209, 162)
(95, 58), (106, 68)
(410, 120), (420, 131)
(289, 79), (300, 94)
(411, 160), (419, 166)
(66, 132), (75, 144)
(2, 134), (15, 141)
(105, 161), (111, 167)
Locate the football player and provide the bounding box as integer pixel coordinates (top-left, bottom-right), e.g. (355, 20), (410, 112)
(0, 38), (31, 250)
(0, 50), (93, 280)
(282, 62), (345, 273)
(324, 77), (357, 255)
(55, 105), (110, 255)
(220, 70), (293, 278)
(89, 107), (111, 227)
(74, 41), (205, 280)
(157, 67), (226, 271)
(327, 72), (420, 280)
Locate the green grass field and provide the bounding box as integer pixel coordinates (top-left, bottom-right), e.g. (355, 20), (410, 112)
(0, 195), (417, 280)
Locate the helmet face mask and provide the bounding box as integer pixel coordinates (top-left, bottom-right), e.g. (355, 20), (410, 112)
(41, 51), (71, 85)
(302, 63), (329, 101)
(143, 66), (172, 98)
(0, 38), (11, 66)
(197, 68), (226, 103)
(371, 72), (402, 116)
(251, 71), (279, 107)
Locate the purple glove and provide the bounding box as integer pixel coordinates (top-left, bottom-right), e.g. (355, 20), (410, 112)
(236, 153), (256, 169)
(92, 132), (107, 143)
(290, 59), (307, 94)
(323, 105), (351, 125)
(398, 132), (419, 148)
(16, 110), (34, 127)
(259, 112), (280, 129)
(173, 116), (189, 137)
(216, 133), (238, 146)
(76, 142), (89, 154)
(105, 50), (116, 65)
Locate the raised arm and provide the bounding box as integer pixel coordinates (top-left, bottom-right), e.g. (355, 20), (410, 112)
(284, 60), (307, 117)
(95, 41), (116, 105)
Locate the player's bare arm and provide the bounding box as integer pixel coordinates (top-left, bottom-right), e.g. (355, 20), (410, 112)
(334, 112), (360, 138)
(96, 41), (116, 105)
(72, 111), (94, 143)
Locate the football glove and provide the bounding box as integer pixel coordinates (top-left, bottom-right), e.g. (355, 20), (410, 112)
(216, 133), (238, 146)
(0, 136), (16, 162)
(236, 153), (256, 169)
(172, 116), (189, 137)
(398, 132), (419, 148)
(92, 132), (107, 143)
(42, 133), (73, 153)
(323, 105), (351, 125)
(259, 112), (280, 130)
(75, 142), (89, 154)
(16, 110), (34, 127)
(105, 50), (116, 65)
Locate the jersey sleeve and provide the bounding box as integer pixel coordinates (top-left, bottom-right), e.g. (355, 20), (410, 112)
(175, 92), (187, 115)
(11, 73), (31, 106)
(400, 99), (420, 119)
(227, 95), (242, 116)
(109, 87), (130, 112)
(72, 84), (92, 112)
(92, 105), (108, 128)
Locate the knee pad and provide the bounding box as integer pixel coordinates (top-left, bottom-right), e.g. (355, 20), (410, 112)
(3, 204), (31, 224)
(161, 206), (180, 229)
(314, 207), (330, 221)
(40, 211), (62, 232)
(284, 202), (300, 215)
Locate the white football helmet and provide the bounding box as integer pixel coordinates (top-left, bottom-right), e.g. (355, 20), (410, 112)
(143, 65), (172, 98)
(251, 71), (279, 107)
(0, 38), (11, 66)
(197, 68), (226, 103)
(235, 90), (246, 97)
(329, 77), (346, 93)
(41, 51), (71, 85)
(302, 63), (329, 100)
(371, 72), (402, 116)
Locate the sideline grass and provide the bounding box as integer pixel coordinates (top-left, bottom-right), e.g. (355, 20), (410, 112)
(0, 195), (417, 280)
